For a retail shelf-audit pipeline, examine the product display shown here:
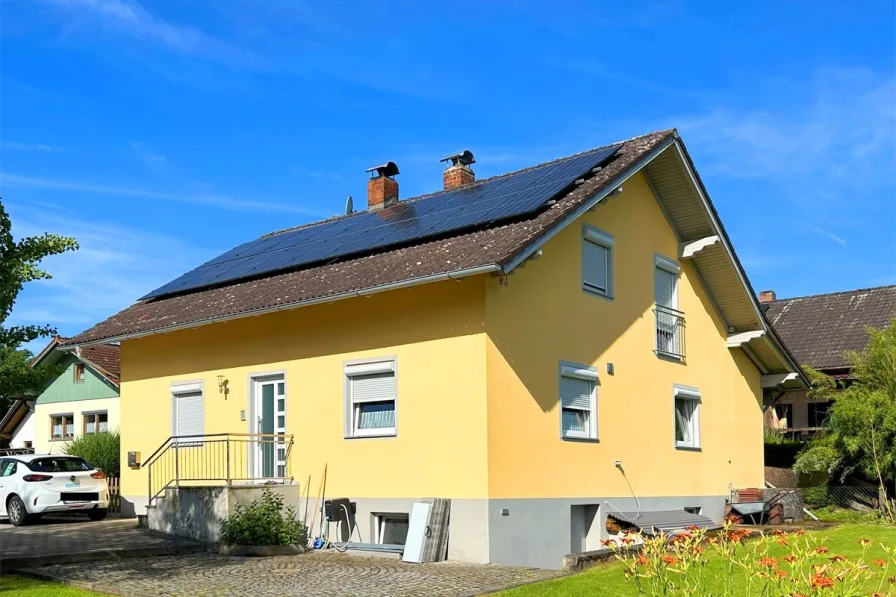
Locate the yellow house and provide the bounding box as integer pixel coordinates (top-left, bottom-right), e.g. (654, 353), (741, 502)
(63, 129), (805, 569)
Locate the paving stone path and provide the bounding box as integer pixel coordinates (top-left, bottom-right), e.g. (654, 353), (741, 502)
(27, 551), (564, 597)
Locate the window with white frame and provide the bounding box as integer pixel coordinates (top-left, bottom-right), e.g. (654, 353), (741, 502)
(560, 363), (598, 439)
(51, 414), (74, 440)
(655, 255), (684, 358)
(344, 359), (396, 437)
(582, 226), (614, 298)
(673, 386), (700, 448)
(83, 411), (108, 434)
(172, 382), (204, 442)
(374, 513), (409, 545)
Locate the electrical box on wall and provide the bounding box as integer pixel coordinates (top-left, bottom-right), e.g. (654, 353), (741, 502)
(128, 451), (141, 468)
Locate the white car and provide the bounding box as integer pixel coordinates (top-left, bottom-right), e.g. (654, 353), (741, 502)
(0, 454), (110, 526)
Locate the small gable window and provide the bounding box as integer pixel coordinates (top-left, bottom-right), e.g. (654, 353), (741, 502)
(74, 363), (85, 383)
(582, 226), (614, 299)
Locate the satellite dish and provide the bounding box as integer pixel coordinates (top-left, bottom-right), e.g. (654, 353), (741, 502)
(345, 195), (354, 215)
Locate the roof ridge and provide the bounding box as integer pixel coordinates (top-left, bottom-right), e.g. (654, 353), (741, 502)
(770, 283), (896, 304)
(263, 129), (673, 239)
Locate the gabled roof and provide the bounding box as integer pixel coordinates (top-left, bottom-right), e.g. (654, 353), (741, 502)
(62, 129), (804, 382)
(764, 285), (896, 370)
(30, 336), (120, 387)
(0, 398), (33, 444)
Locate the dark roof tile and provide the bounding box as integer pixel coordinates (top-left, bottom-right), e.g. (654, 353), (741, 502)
(764, 285), (896, 370)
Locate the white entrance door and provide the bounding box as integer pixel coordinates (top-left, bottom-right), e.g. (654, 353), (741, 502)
(252, 377), (287, 479)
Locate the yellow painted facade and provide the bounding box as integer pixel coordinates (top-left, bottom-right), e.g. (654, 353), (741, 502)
(118, 171), (763, 506)
(485, 172), (763, 499)
(34, 396), (121, 455)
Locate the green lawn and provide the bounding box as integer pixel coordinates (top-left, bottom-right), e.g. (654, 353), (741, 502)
(0, 574), (105, 596)
(496, 524), (895, 597)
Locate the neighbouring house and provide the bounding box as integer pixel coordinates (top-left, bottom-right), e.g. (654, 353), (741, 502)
(28, 336), (121, 454)
(0, 398), (35, 454)
(63, 129), (805, 569)
(761, 285), (896, 437)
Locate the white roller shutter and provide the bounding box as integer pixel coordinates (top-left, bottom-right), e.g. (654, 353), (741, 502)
(351, 372), (396, 404)
(174, 390), (204, 437)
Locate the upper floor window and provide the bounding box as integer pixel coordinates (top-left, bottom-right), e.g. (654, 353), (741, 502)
(51, 414), (75, 441)
(582, 226), (614, 299)
(674, 386), (701, 449)
(74, 363), (85, 383)
(654, 254), (685, 359)
(83, 411), (108, 434)
(344, 359), (397, 438)
(559, 363), (598, 440)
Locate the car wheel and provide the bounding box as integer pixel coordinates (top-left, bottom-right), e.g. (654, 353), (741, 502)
(7, 496), (29, 527)
(87, 508), (107, 521)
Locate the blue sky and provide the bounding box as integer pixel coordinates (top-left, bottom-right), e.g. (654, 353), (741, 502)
(2, 0), (894, 351)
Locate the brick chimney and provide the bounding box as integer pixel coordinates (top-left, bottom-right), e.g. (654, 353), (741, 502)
(758, 290), (776, 303)
(366, 161), (399, 211)
(440, 150), (476, 190)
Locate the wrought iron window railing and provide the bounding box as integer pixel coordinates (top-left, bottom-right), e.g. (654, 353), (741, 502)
(655, 305), (685, 360)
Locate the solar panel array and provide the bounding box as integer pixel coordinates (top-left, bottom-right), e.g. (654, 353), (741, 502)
(143, 144), (622, 299)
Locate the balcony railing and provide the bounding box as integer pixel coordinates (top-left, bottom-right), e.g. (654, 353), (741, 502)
(143, 433), (294, 506)
(0, 447), (34, 457)
(655, 305), (686, 360)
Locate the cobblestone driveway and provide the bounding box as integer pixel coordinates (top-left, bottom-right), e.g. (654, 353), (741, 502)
(27, 551), (563, 597)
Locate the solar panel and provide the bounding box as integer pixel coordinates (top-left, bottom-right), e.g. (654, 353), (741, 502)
(143, 144), (622, 299)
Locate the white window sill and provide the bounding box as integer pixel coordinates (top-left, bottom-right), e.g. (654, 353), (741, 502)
(561, 435), (600, 443)
(582, 286), (613, 301)
(346, 430), (396, 439)
(675, 443), (701, 451)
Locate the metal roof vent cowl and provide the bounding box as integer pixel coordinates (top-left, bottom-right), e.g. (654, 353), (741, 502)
(366, 161), (400, 211)
(441, 150), (475, 190)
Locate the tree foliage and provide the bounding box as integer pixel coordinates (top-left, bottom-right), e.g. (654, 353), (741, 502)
(0, 198), (77, 414)
(0, 198), (78, 347)
(794, 320), (896, 521)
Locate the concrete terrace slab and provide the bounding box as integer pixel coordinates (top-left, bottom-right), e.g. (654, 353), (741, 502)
(22, 551), (564, 597)
(0, 517), (207, 572)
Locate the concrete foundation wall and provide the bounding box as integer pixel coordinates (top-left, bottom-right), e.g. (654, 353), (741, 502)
(147, 484), (300, 543)
(488, 495), (726, 569)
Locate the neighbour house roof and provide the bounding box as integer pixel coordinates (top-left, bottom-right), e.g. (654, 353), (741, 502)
(764, 285), (896, 371)
(30, 336), (121, 387)
(0, 398), (34, 445)
(61, 129), (805, 383)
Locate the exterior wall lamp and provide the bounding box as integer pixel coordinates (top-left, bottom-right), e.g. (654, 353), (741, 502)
(217, 375), (229, 398)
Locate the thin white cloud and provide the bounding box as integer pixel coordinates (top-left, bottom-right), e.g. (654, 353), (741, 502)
(3, 142), (76, 153)
(43, 0), (260, 69)
(6, 209), (217, 336)
(673, 68), (895, 185)
(130, 141), (167, 167)
(807, 225), (848, 247)
(0, 172), (323, 216)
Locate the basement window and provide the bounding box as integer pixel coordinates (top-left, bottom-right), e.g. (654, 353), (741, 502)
(374, 513), (409, 545)
(344, 359), (397, 438)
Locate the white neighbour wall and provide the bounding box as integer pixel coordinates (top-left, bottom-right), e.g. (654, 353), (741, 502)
(10, 411), (34, 449)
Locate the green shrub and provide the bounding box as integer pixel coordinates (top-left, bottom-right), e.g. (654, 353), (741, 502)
(219, 488), (304, 546)
(64, 430), (120, 476)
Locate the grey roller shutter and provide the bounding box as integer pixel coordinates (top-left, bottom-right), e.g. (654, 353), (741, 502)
(560, 376), (592, 410)
(583, 240), (609, 293)
(655, 267), (676, 308)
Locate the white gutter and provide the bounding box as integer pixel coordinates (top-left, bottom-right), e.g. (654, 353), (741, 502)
(61, 264), (502, 349)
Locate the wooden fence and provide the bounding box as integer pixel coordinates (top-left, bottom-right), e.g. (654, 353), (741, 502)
(108, 476), (121, 514)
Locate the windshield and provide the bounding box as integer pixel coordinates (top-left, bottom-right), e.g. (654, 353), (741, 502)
(27, 457), (92, 473)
